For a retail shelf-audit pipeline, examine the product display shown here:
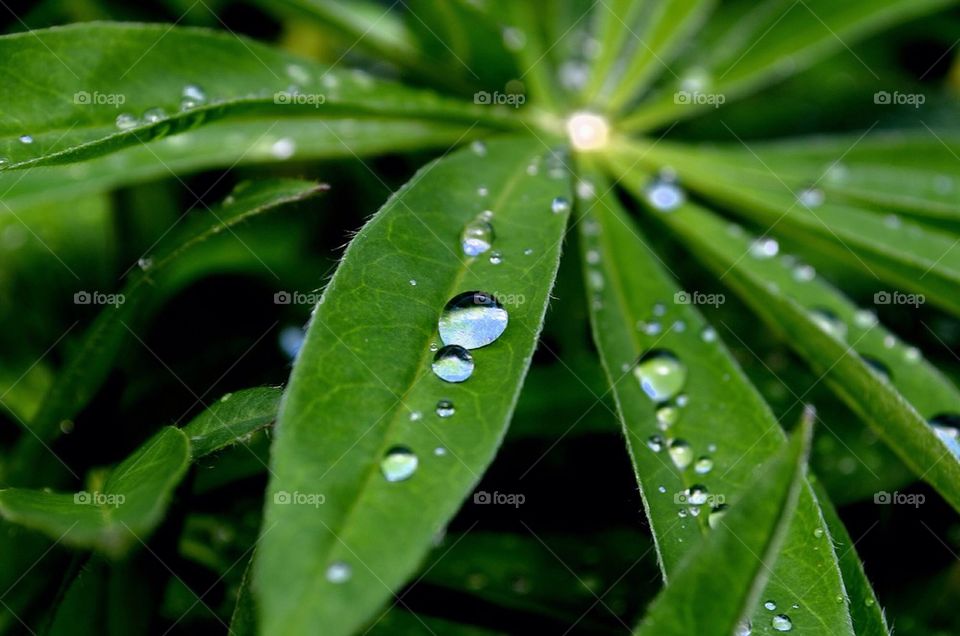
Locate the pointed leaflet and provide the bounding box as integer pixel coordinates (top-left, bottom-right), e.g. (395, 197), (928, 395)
(0, 23), (516, 170)
(10, 180), (323, 482)
(635, 416), (812, 636)
(617, 140), (960, 315)
(622, 0), (956, 131)
(576, 170), (854, 633)
(254, 137), (572, 635)
(0, 387), (281, 557)
(616, 179), (960, 514)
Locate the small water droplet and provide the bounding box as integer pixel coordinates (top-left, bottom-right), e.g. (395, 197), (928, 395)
(633, 351), (687, 401)
(771, 614), (792, 632)
(434, 446), (447, 456)
(429, 342), (439, 352)
(678, 508), (688, 518)
(326, 561), (352, 583)
(694, 456), (713, 474)
(669, 440), (693, 470)
(810, 308), (847, 340)
(813, 527), (824, 538)
(853, 309), (878, 329)
(656, 405), (678, 428)
(797, 187), (825, 208)
(526, 162), (539, 176)
(685, 484), (709, 504)
(523, 248), (533, 256)
(115, 113), (138, 129)
(142, 108), (167, 123)
(271, 137), (296, 159)
(864, 598), (875, 607)
(646, 435), (664, 452)
(502, 26), (526, 51)
(658, 485), (667, 493)
(436, 399), (456, 418)
(701, 326), (717, 342)
(793, 264), (816, 282)
(930, 414), (960, 456)
(461, 214), (495, 257)
(749, 237), (779, 259)
(432, 345), (474, 383)
(409, 411), (422, 421)
(884, 214), (901, 229)
(576, 180), (596, 199)
(477, 186), (488, 196)
(439, 291), (508, 349)
(735, 619), (752, 636)
(409, 279), (417, 286)
(381, 446), (418, 482)
(489, 250), (503, 265)
(676, 394), (689, 407)
(551, 196), (571, 215)
(708, 504), (728, 529)
(470, 140), (487, 156)
(19, 134), (33, 144)
(904, 346), (921, 363)
(644, 175), (685, 211)
(764, 601), (777, 611)
(137, 256), (154, 270)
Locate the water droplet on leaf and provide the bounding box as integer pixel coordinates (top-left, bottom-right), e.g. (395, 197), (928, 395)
(432, 345), (474, 383)
(439, 291), (508, 349)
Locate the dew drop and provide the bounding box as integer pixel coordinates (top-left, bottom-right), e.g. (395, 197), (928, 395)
(797, 187), (825, 208)
(551, 196), (571, 214)
(429, 342), (440, 352)
(861, 354), (892, 381)
(115, 113), (138, 130)
(142, 108), (167, 123)
(810, 308), (847, 340)
(685, 484), (709, 505)
(18, 134), (33, 144)
(764, 601), (777, 611)
(576, 179), (596, 199)
(644, 175), (685, 212)
(489, 250), (503, 265)
(381, 446), (418, 482)
(930, 414), (960, 457)
(432, 345), (474, 383)
(436, 400), (455, 418)
(735, 619), (752, 636)
(749, 237), (779, 259)
(656, 405), (678, 428)
(470, 140), (487, 156)
(708, 504), (728, 529)
(502, 26), (527, 51)
(853, 309), (878, 329)
(813, 528), (824, 538)
(461, 214), (495, 257)
(523, 248), (533, 256)
(439, 291), (508, 349)
(668, 439), (693, 470)
(792, 264), (816, 282)
(694, 456), (714, 474)
(772, 614), (792, 632)
(434, 446), (447, 456)
(271, 137), (296, 159)
(904, 346), (921, 363)
(409, 279), (417, 286)
(646, 435), (665, 452)
(701, 326), (717, 342)
(137, 256), (154, 270)
(676, 394), (689, 407)
(633, 351), (687, 401)
(326, 561), (352, 583)
(477, 186), (488, 196)
(409, 411), (423, 422)
(658, 485), (667, 493)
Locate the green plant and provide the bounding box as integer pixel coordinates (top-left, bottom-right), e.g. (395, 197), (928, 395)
(1, 1), (959, 634)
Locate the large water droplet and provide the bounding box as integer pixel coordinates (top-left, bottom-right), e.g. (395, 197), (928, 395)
(772, 614), (793, 632)
(668, 439), (693, 470)
(381, 446), (418, 482)
(461, 214), (495, 257)
(436, 400), (455, 418)
(326, 561), (352, 583)
(633, 351), (687, 401)
(439, 291), (508, 349)
(116, 113), (138, 130)
(432, 345), (474, 383)
(644, 175), (685, 212)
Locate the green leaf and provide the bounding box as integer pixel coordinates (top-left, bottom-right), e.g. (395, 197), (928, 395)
(183, 387), (282, 457)
(0, 427), (190, 559)
(576, 169), (855, 633)
(618, 140), (960, 315)
(0, 23), (516, 170)
(253, 137), (573, 635)
(618, 185), (960, 514)
(621, 0), (957, 131)
(636, 416), (813, 635)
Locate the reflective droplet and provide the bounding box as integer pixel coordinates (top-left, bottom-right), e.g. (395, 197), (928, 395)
(749, 237), (779, 259)
(764, 601), (777, 611)
(646, 435), (664, 452)
(432, 345), (474, 383)
(434, 398), (457, 418)
(633, 351), (687, 401)
(792, 264), (816, 282)
(115, 113), (138, 129)
(271, 137), (295, 159)
(656, 405), (678, 428)
(684, 484), (709, 505)
(566, 112), (609, 151)
(576, 179), (596, 199)
(904, 346), (921, 363)
(668, 439), (693, 470)
(708, 504), (728, 529)
(142, 107), (167, 123)
(694, 456), (713, 474)
(137, 256), (154, 270)
(326, 561), (352, 583)
(502, 26), (526, 51)
(810, 308), (847, 340)
(429, 342), (439, 352)
(701, 326), (717, 342)
(470, 140), (487, 156)
(409, 279), (417, 286)
(278, 325), (305, 360)
(551, 196), (571, 214)
(813, 528), (824, 538)
(381, 446), (418, 482)
(658, 485), (667, 493)
(644, 175), (685, 212)
(461, 214), (494, 257)
(930, 414), (960, 456)
(489, 250), (503, 265)
(434, 446), (447, 456)
(735, 619), (752, 636)
(853, 309), (878, 329)
(409, 411), (422, 421)
(676, 394), (689, 407)
(18, 134), (33, 144)
(797, 187), (825, 208)
(477, 186), (488, 196)
(439, 291), (508, 349)
(772, 614), (792, 632)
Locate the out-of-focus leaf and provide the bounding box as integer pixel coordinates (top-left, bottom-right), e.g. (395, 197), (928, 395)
(183, 387), (281, 457)
(254, 137), (572, 636)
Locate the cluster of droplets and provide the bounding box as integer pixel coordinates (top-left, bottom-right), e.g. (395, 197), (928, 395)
(115, 84), (208, 130)
(762, 600), (794, 632)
